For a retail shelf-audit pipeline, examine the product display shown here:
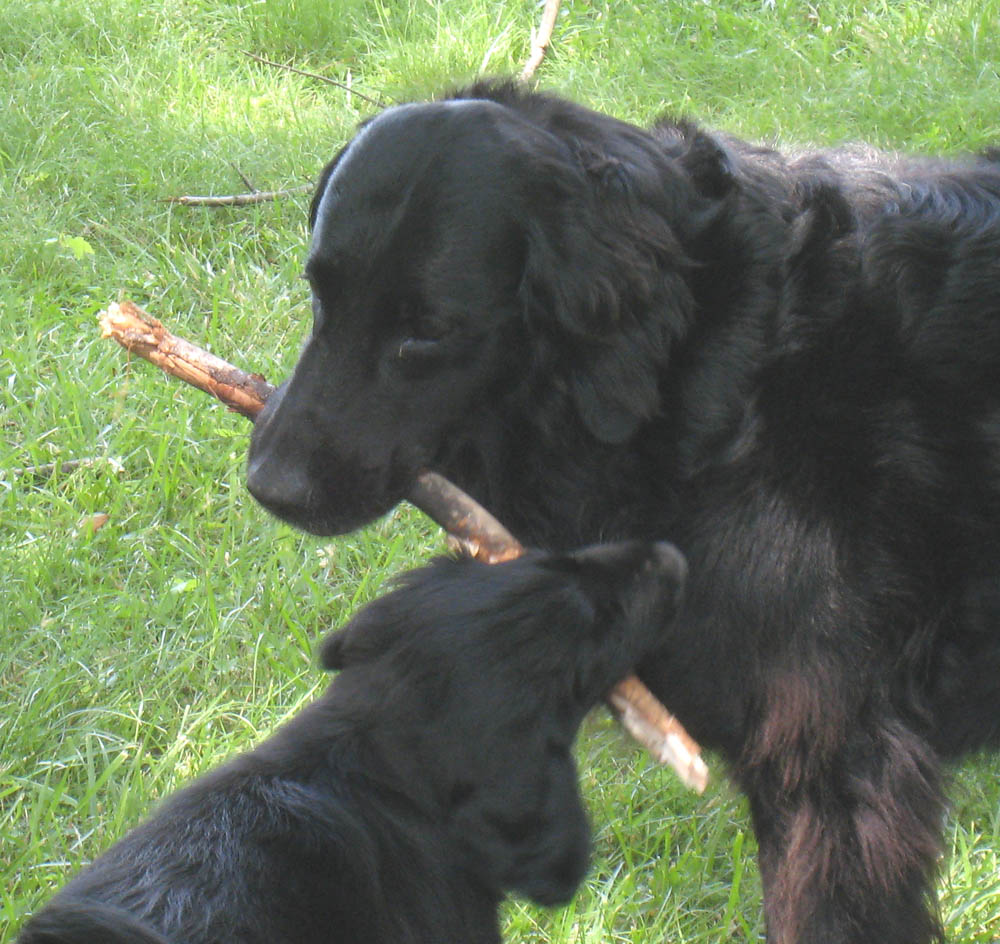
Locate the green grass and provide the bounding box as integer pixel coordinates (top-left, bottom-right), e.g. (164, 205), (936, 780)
(2, 0), (1000, 940)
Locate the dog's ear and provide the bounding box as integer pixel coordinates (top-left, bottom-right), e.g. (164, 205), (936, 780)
(565, 318), (677, 444)
(676, 126), (736, 199)
(450, 744), (591, 907)
(518, 147), (692, 444)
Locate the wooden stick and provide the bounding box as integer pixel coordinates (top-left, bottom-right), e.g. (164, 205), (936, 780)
(407, 472), (524, 565)
(99, 299), (708, 792)
(99, 302), (275, 418)
(165, 185), (313, 207)
(520, 0), (562, 82)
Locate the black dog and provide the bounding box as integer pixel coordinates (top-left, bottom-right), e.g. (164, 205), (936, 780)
(247, 79), (1000, 943)
(19, 541), (686, 944)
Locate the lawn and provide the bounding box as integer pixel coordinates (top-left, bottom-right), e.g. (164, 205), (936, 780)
(3, 0), (1000, 941)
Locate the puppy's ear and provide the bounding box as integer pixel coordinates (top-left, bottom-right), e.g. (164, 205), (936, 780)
(568, 540), (687, 614)
(318, 626), (351, 671)
(451, 747), (591, 907)
(19, 900), (171, 944)
(519, 150), (691, 444)
(562, 541), (688, 701)
(319, 617), (368, 671)
(320, 590), (405, 671)
(320, 558), (458, 671)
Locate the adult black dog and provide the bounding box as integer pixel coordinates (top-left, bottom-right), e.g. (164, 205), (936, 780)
(19, 541), (686, 944)
(246, 79), (1000, 943)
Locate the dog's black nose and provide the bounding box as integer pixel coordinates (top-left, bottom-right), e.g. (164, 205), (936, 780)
(246, 456), (313, 519)
(246, 379), (313, 517)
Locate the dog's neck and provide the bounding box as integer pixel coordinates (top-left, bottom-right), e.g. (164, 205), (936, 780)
(433, 414), (675, 551)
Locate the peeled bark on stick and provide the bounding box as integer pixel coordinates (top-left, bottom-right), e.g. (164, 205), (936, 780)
(100, 301), (275, 418)
(99, 299), (709, 792)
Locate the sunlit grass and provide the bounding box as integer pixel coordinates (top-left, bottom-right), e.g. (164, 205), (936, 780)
(3, 0), (1000, 940)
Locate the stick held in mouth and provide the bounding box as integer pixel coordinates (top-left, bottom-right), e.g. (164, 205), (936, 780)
(99, 298), (709, 792)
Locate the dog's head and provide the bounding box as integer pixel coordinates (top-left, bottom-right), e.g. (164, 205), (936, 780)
(247, 83), (714, 535)
(320, 539), (686, 905)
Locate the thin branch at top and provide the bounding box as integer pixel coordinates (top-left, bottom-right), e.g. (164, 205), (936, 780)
(520, 0), (562, 82)
(242, 51), (386, 108)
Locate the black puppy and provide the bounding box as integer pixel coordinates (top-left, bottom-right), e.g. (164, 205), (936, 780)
(247, 79), (1000, 943)
(19, 541), (686, 944)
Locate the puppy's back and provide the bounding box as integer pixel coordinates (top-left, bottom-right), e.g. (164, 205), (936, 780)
(19, 900), (170, 944)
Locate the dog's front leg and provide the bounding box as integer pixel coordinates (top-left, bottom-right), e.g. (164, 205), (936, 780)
(743, 709), (944, 944)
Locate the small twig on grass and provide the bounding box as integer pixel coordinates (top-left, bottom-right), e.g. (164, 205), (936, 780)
(7, 456), (108, 482)
(98, 298), (709, 792)
(230, 163), (259, 194)
(521, 0), (562, 82)
(242, 50), (386, 108)
(164, 184), (313, 207)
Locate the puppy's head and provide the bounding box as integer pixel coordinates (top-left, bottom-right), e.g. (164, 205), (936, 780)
(321, 539), (686, 906)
